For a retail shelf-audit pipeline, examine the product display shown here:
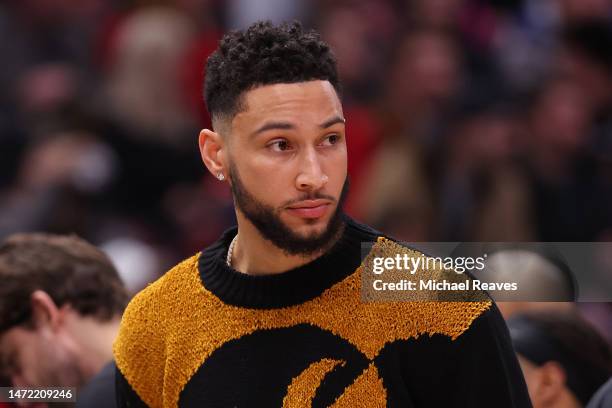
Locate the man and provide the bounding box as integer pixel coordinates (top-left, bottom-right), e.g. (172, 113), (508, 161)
(508, 311), (612, 408)
(0, 233), (128, 407)
(114, 21), (532, 407)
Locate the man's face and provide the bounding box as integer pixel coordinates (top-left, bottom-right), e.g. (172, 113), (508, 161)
(225, 80), (348, 255)
(0, 324), (84, 389)
(517, 355), (569, 408)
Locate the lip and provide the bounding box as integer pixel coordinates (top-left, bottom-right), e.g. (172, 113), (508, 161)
(286, 200), (332, 219)
(287, 199), (331, 209)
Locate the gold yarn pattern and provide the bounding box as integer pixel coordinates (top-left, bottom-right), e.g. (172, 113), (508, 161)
(114, 237), (492, 407)
(282, 358), (344, 407)
(329, 363), (387, 408)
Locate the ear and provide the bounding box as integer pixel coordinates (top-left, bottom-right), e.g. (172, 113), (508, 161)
(536, 361), (567, 405)
(29, 290), (62, 332)
(199, 129), (226, 180)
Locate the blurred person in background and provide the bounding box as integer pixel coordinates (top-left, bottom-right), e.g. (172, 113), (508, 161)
(0, 129), (118, 237)
(96, 6), (222, 255)
(103, 7), (197, 143)
(0, 125), (170, 295)
(523, 75), (611, 241)
(0, 233), (128, 408)
(560, 18), (612, 198)
(451, 242), (577, 317)
(508, 310), (612, 408)
(437, 102), (534, 241)
(355, 27), (462, 241)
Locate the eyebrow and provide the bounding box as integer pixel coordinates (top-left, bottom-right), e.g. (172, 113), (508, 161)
(252, 121), (295, 136)
(252, 116), (346, 137)
(319, 116), (346, 129)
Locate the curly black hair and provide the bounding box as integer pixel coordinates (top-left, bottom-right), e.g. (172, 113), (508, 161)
(204, 21), (340, 123)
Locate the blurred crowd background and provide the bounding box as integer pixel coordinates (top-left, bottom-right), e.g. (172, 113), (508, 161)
(0, 0), (611, 405)
(0, 0), (611, 291)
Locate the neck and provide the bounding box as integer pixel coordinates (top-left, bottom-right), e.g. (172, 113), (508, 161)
(64, 313), (121, 380)
(199, 215), (379, 308)
(231, 215), (341, 276)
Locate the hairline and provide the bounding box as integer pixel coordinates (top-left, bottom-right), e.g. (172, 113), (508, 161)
(210, 79), (341, 137)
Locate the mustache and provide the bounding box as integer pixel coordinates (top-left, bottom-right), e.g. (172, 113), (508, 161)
(279, 177), (350, 209)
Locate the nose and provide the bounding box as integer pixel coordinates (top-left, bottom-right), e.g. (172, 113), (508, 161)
(295, 147), (328, 192)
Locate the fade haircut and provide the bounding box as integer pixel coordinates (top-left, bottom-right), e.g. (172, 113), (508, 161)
(204, 21), (341, 128)
(0, 233), (128, 334)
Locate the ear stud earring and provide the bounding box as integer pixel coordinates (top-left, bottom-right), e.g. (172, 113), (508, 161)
(217, 173), (225, 181)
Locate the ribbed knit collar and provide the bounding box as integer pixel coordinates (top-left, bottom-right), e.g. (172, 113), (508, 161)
(198, 216), (381, 309)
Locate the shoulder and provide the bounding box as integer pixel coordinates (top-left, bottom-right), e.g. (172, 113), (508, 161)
(360, 230), (494, 339)
(75, 361), (116, 408)
(587, 378), (612, 408)
(364, 235), (491, 298)
(121, 253), (201, 318)
(115, 253), (201, 337)
(113, 254), (201, 406)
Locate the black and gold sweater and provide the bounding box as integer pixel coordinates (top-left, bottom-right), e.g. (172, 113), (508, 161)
(114, 218), (532, 407)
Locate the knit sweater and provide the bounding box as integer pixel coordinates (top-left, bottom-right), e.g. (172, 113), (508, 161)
(114, 217), (532, 407)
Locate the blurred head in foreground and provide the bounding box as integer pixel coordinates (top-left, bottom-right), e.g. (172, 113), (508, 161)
(198, 21), (348, 262)
(0, 233), (127, 389)
(508, 311), (612, 408)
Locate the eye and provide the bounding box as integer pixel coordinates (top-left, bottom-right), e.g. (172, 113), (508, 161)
(321, 133), (341, 146)
(268, 139), (292, 152)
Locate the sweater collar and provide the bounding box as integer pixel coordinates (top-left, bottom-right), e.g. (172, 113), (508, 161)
(198, 215), (381, 309)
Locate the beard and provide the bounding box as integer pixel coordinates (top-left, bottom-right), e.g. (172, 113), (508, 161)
(229, 163), (349, 257)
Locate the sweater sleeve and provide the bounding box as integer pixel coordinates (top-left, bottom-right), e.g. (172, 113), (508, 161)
(399, 302), (533, 408)
(113, 280), (167, 408)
